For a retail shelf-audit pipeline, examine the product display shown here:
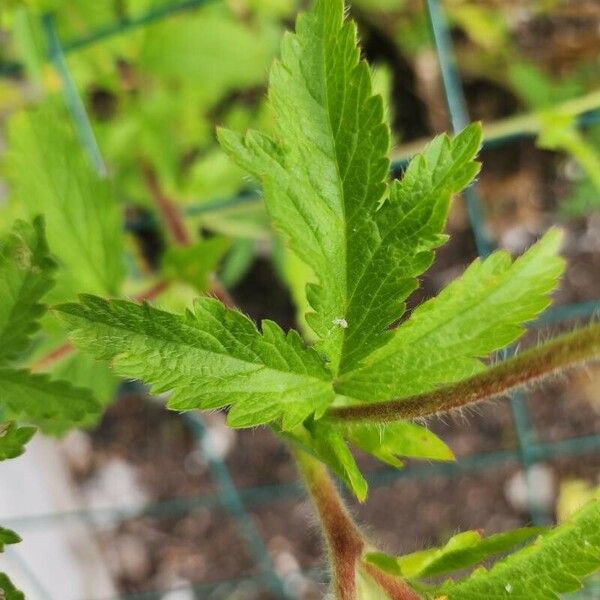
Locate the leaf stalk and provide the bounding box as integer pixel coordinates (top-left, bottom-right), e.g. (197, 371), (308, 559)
(328, 323), (600, 423)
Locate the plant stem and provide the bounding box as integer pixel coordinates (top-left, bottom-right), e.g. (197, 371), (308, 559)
(294, 448), (421, 599)
(141, 163), (191, 247)
(295, 448), (364, 600)
(329, 322), (600, 423)
(361, 561), (421, 600)
(141, 163), (235, 309)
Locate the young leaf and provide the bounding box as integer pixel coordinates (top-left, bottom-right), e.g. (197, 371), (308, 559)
(57, 295), (334, 430)
(218, 0), (482, 374)
(6, 105), (124, 300)
(283, 420), (453, 501)
(0, 422), (36, 461)
(161, 236), (231, 293)
(283, 420), (368, 501)
(365, 527), (544, 579)
(337, 229), (565, 403)
(0, 217), (55, 364)
(339, 422), (454, 468)
(0, 369), (100, 435)
(434, 493), (600, 599)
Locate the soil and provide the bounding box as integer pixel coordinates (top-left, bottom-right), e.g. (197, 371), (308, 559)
(60, 1), (600, 598)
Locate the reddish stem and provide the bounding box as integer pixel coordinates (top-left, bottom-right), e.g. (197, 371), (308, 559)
(133, 280), (170, 302)
(141, 163), (191, 247)
(329, 323), (600, 423)
(362, 562), (422, 600)
(141, 164), (236, 311)
(295, 449), (364, 599)
(31, 342), (73, 373)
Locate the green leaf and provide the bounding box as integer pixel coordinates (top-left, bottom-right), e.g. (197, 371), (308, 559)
(0, 422), (36, 461)
(218, 0), (481, 374)
(0, 369), (100, 435)
(282, 419), (368, 501)
(337, 229), (565, 403)
(339, 422), (454, 468)
(6, 105), (124, 300)
(0, 527), (20, 552)
(283, 420), (452, 500)
(138, 9), (280, 104)
(0, 527), (24, 600)
(161, 236), (231, 293)
(0, 573), (24, 600)
(0, 217), (55, 365)
(51, 350), (118, 412)
(57, 295), (334, 430)
(365, 527), (544, 579)
(435, 493), (600, 599)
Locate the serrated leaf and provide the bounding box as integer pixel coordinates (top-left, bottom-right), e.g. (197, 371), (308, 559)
(218, 0), (481, 375)
(339, 422), (454, 468)
(161, 236), (231, 293)
(57, 295), (334, 430)
(282, 419), (368, 501)
(0, 369), (100, 435)
(6, 105), (124, 300)
(434, 493), (600, 599)
(0, 422), (36, 461)
(366, 527), (544, 580)
(337, 229), (565, 403)
(0, 217), (55, 365)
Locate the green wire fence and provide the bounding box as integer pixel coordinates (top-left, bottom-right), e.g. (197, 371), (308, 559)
(1, 0), (600, 598)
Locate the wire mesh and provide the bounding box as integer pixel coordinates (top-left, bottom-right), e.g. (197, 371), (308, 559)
(1, 0), (599, 598)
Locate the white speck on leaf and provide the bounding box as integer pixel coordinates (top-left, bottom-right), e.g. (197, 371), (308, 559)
(505, 584), (513, 593)
(332, 318), (348, 329)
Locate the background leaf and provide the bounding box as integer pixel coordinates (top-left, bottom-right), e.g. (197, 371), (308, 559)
(0, 422), (36, 461)
(5, 104), (124, 301)
(0, 369), (100, 435)
(0, 217), (55, 364)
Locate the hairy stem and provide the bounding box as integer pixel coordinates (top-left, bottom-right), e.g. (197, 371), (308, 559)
(295, 448), (364, 600)
(329, 323), (600, 423)
(361, 561), (422, 600)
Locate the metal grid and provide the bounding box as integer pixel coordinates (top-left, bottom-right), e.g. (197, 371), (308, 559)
(1, 0), (600, 597)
